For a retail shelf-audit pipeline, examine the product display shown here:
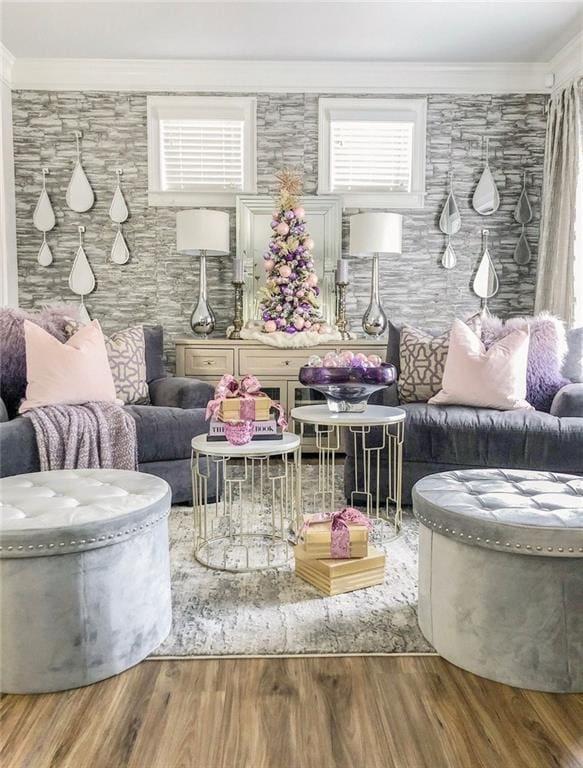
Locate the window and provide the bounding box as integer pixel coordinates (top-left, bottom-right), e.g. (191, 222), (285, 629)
(147, 96), (256, 206)
(318, 97), (426, 208)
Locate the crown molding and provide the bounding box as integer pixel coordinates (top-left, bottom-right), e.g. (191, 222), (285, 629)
(0, 45), (15, 88)
(547, 30), (583, 92)
(10, 57), (550, 94)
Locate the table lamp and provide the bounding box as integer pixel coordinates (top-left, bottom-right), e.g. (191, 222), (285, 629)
(176, 209), (230, 337)
(349, 212), (403, 336)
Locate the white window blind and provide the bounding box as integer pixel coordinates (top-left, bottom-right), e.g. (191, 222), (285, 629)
(159, 118), (245, 191)
(330, 120), (413, 192)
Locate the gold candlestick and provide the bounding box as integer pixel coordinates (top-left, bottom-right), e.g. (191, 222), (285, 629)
(228, 282), (244, 340)
(335, 281), (351, 340)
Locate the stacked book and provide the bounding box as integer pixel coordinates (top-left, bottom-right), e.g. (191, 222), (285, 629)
(207, 418), (283, 442)
(294, 514), (385, 596)
(219, 395), (271, 422)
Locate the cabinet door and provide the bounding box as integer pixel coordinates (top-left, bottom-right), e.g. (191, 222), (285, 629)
(286, 380), (329, 451)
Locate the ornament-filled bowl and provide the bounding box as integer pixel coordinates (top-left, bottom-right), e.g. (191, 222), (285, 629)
(299, 363), (397, 412)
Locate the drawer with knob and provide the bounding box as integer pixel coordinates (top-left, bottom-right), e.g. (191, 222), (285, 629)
(182, 348), (235, 377)
(238, 349), (312, 376)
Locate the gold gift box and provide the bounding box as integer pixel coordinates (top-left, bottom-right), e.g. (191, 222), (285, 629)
(219, 396), (272, 422)
(294, 545), (385, 596)
(299, 518), (369, 559)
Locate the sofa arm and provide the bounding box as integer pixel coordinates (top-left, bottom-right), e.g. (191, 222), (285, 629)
(149, 377), (215, 410)
(0, 397), (8, 423)
(550, 383), (583, 418)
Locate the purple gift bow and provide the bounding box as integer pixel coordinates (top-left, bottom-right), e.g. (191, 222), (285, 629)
(206, 374), (288, 429)
(301, 507), (372, 558)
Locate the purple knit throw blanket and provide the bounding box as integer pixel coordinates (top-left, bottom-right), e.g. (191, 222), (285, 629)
(25, 402), (138, 471)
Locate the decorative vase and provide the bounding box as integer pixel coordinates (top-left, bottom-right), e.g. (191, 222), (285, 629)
(224, 420), (255, 445)
(299, 363), (397, 412)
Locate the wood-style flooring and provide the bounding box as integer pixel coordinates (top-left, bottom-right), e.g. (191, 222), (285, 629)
(1, 656), (582, 768)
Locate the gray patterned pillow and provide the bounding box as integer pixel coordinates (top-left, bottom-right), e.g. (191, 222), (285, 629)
(398, 316), (482, 403)
(105, 325), (149, 405)
(398, 326), (450, 403)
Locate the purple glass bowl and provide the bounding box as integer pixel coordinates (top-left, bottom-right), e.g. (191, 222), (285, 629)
(299, 363), (397, 412)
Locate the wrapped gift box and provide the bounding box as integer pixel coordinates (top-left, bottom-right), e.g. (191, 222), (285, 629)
(299, 517), (369, 559)
(219, 395), (272, 422)
(294, 546), (385, 596)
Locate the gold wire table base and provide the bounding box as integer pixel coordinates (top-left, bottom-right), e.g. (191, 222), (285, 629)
(297, 416), (405, 544)
(191, 443), (300, 572)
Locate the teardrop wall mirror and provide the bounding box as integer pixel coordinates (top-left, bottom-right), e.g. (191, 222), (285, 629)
(472, 229), (499, 311)
(472, 138), (500, 216)
(109, 169), (129, 224)
(33, 168), (56, 233)
(37, 235), (53, 267)
(66, 131), (95, 213)
(69, 225), (96, 298)
(110, 225), (130, 265)
(513, 171), (533, 265)
(439, 172), (461, 269)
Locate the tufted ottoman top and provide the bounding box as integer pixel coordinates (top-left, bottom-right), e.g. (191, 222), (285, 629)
(413, 469), (583, 557)
(0, 469), (171, 558)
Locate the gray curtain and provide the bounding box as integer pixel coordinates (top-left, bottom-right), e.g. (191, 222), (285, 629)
(535, 80), (581, 326)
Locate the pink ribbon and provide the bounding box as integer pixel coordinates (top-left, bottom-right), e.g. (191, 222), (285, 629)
(301, 507), (372, 558)
(205, 374), (287, 429)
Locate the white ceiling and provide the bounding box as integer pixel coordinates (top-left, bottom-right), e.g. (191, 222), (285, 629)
(1, 1), (582, 63)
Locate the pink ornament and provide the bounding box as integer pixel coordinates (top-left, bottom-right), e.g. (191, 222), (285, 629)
(264, 259), (274, 271)
(306, 274), (318, 287)
(297, 289), (305, 298)
(279, 265), (292, 278)
(355, 352), (369, 365)
(319, 323), (331, 334)
(368, 354), (382, 366)
(293, 316), (305, 330)
(323, 357), (337, 367)
(304, 320), (312, 329)
(276, 222), (290, 236)
(264, 320), (277, 333)
(304, 237), (314, 250)
(293, 206), (305, 219)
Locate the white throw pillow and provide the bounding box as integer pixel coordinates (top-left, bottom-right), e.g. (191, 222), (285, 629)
(429, 319), (533, 411)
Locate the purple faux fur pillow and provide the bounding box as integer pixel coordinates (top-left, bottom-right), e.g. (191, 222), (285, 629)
(481, 312), (570, 412)
(0, 306), (80, 418)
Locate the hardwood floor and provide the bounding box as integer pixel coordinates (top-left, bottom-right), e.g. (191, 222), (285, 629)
(1, 657), (582, 768)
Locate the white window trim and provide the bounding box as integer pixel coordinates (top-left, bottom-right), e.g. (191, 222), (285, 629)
(147, 95), (257, 207)
(317, 97), (427, 209)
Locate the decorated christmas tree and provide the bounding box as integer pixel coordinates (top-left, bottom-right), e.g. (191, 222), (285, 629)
(259, 169), (325, 335)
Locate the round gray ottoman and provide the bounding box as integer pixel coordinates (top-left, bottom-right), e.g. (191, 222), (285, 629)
(0, 469), (172, 693)
(413, 469), (583, 693)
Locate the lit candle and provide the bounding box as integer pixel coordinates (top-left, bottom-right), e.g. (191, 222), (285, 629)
(234, 257), (245, 283)
(336, 259), (349, 284)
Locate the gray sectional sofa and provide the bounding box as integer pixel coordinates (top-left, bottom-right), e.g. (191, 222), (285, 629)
(0, 326), (214, 503)
(345, 325), (583, 505)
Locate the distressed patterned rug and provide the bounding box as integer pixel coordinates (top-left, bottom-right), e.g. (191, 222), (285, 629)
(152, 487), (432, 657)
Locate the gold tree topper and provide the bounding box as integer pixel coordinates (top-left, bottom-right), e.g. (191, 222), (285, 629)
(275, 167), (303, 208)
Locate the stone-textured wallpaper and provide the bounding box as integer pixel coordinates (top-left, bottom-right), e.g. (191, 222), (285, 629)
(12, 90), (547, 369)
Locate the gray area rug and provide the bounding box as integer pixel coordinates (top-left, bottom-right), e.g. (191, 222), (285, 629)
(153, 502), (432, 657)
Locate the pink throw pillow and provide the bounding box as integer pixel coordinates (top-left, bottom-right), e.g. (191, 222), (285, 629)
(429, 319), (533, 411)
(19, 320), (119, 413)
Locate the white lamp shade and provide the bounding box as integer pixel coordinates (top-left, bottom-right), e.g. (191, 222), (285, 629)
(349, 212), (403, 256)
(176, 209), (230, 256)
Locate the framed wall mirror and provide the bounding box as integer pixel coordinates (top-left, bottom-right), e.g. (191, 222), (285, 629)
(236, 194), (342, 324)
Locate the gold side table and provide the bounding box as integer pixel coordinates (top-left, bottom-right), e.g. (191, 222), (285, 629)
(191, 433), (301, 572)
(291, 405), (406, 540)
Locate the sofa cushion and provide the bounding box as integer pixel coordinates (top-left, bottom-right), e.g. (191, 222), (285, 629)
(126, 404), (207, 463)
(401, 403), (583, 474)
(144, 325), (165, 383)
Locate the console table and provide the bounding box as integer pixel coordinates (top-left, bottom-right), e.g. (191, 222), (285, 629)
(175, 338), (387, 449)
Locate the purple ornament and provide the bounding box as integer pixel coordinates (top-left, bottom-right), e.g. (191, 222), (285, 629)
(276, 317), (286, 328)
(285, 210), (294, 221)
(314, 286), (320, 296)
(297, 260), (305, 268)
(262, 312), (271, 321)
(270, 220), (278, 230)
(285, 325), (297, 334)
(286, 253), (294, 262)
(297, 224), (305, 233)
